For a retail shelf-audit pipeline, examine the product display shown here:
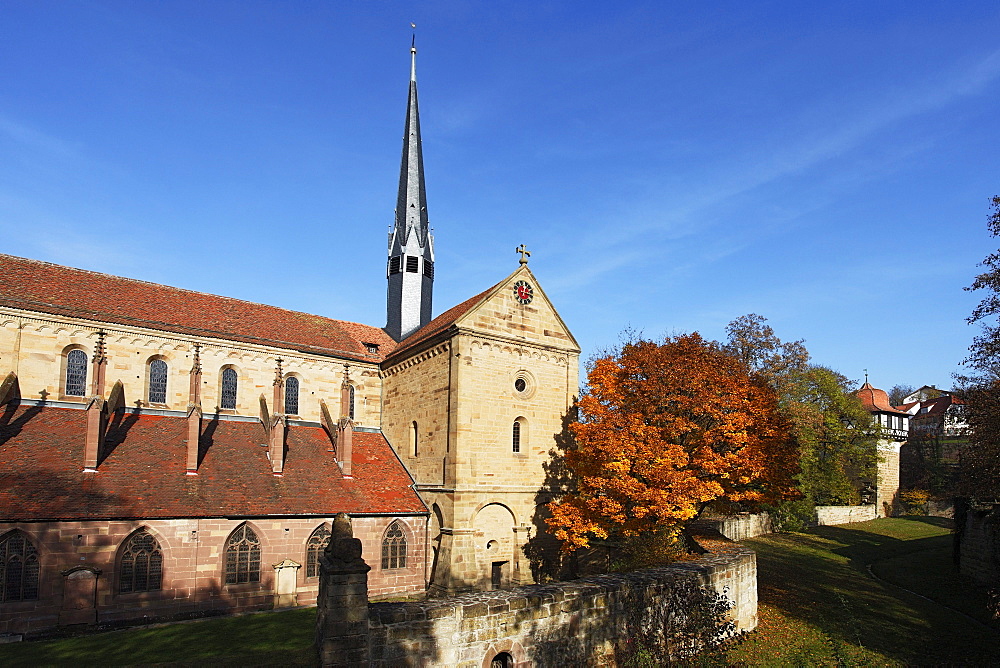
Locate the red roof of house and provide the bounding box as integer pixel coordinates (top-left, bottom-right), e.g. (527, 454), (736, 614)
(857, 382), (908, 415)
(912, 394), (965, 419)
(0, 405), (426, 521)
(0, 254), (396, 362)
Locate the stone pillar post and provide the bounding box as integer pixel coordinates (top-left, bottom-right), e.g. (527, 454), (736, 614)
(511, 525), (531, 586)
(316, 513), (371, 668)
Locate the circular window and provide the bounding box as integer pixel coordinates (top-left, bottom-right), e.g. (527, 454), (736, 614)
(512, 370), (536, 398)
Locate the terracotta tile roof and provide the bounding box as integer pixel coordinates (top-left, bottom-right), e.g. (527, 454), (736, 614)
(857, 382), (908, 415)
(386, 283), (498, 361)
(0, 254), (396, 362)
(0, 405), (426, 520)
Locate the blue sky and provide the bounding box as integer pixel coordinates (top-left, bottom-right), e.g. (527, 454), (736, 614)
(2, 1), (998, 391)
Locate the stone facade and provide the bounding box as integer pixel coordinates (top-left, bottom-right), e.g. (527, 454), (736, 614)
(0, 516), (425, 636)
(0, 310), (382, 427)
(381, 266), (580, 594)
(876, 442), (901, 517)
(317, 529), (756, 667)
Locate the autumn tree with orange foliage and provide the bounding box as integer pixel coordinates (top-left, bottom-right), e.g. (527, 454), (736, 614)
(547, 333), (799, 554)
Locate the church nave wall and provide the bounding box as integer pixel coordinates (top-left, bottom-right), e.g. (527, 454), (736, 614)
(0, 515), (426, 636)
(0, 310), (381, 426)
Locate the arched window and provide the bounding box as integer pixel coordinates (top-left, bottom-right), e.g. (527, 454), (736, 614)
(512, 417), (525, 454)
(411, 421), (419, 457)
(224, 523), (260, 585)
(220, 367), (238, 410)
(119, 529), (163, 593)
(381, 521), (406, 569)
(65, 349), (88, 397)
(148, 359), (168, 404)
(348, 385), (355, 420)
(0, 530), (39, 601)
(305, 524), (331, 578)
(285, 376), (300, 415)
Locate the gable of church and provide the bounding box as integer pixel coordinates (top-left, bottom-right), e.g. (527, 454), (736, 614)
(453, 267), (580, 354)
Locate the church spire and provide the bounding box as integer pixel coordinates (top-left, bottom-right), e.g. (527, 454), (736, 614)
(386, 35), (435, 342)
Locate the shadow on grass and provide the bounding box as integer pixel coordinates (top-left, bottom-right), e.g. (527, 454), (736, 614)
(0, 608), (318, 667)
(745, 517), (999, 666)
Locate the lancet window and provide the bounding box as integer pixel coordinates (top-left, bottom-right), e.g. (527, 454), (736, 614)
(0, 530), (39, 602)
(305, 524), (331, 578)
(224, 523), (260, 585)
(381, 522), (406, 570)
(119, 529), (163, 593)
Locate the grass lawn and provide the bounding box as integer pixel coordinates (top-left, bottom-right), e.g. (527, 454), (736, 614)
(1, 517), (996, 666)
(0, 607), (317, 667)
(722, 516), (1000, 667)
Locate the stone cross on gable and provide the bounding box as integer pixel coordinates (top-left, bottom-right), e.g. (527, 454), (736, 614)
(516, 244), (530, 265)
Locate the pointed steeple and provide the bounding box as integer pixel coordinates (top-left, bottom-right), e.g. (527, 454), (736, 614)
(386, 36), (435, 341)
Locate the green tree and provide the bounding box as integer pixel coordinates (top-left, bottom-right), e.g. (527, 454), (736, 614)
(723, 315), (880, 527)
(959, 195), (1000, 499)
(964, 195), (1000, 380)
(888, 384), (915, 406)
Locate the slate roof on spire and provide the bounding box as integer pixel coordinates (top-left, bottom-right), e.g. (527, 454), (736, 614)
(390, 41), (432, 256)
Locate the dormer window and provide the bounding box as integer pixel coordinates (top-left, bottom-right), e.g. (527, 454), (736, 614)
(365, 343), (380, 355)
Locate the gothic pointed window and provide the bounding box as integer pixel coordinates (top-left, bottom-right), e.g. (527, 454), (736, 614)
(224, 523), (260, 585)
(305, 524), (331, 578)
(66, 349), (88, 397)
(148, 359), (168, 404)
(381, 522), (406, 570)
(0, 530), (39, 602)
(119, 529), (163, 594)
(220, 367), (238, 410)
(285, 376), (300, 415)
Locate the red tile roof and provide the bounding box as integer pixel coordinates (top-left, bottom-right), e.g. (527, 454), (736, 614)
(0, 254), (396, 362)
(857, 382), (908, 415)
(0, 405), (426, 520)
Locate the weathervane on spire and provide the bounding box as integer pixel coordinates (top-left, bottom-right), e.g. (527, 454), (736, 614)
(516, 244), (531, 265)
(864, 368), (869, 384)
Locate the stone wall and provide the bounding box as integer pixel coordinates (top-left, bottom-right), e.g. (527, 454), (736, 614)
(0, 515), (426, 636)
(876, 442), (901, 517)
(698, 513), (773, 541)
(814, 505), (877, 526)
(318, 535), (756, 667)
(959, 503), (1000, 586)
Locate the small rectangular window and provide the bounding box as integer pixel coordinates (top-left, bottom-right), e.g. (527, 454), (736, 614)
(389, 257), (401, 275)
(406, 256), (419, 273)
(365, 343), (380, 354)
(423, 261), (434, 279)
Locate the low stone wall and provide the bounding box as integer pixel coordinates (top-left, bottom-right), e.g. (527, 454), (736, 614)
(363, 539), (755, 667)
(814, 505), (877, 526)
(960, 503), (999, 586)
(699, 513), (773, 541)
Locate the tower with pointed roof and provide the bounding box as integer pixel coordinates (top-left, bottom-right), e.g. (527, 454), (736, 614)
(386, 38), (435, 342)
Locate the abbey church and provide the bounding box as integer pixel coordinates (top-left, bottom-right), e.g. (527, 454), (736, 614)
(0, 43), (579, 634)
